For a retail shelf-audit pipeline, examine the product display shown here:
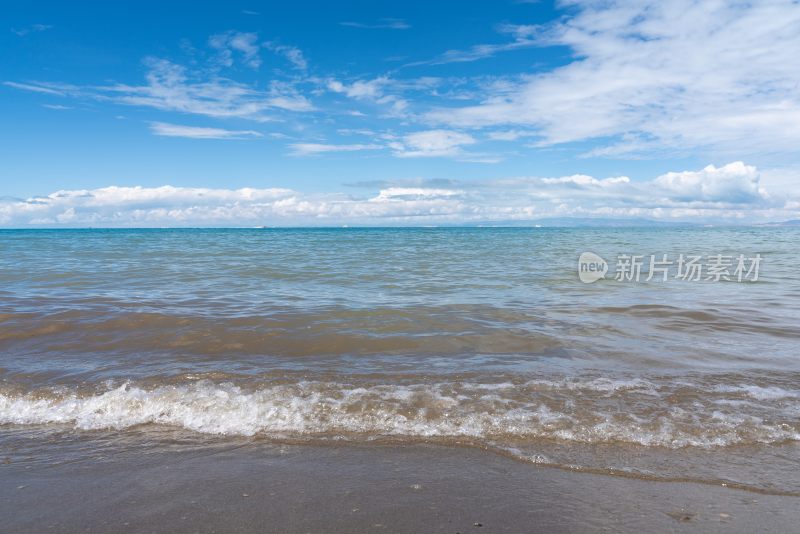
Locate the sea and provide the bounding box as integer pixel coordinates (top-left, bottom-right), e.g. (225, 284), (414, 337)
(1, 227), (798, 495)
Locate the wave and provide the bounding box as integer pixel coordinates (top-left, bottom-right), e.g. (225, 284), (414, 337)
(2, 376), (798, 448)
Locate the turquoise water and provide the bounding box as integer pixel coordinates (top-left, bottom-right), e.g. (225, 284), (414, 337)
(1, 228), (799, 493)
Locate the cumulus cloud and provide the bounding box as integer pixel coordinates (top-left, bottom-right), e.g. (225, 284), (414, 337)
(425, 0), (800, 157)
(0, 186), (294, 226)
(2, 162), (790, 227)
(0, 185), (466, 226)
(654, 162), (765, 203)
(149, 122), (263, 139)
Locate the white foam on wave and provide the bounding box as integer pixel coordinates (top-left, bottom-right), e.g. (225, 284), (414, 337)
(523, 377), (660, 394)
(711, 384), (800, 401)
(1, 380), (798, 448)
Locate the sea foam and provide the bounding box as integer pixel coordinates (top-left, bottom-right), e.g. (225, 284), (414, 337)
(2, 379), (798, 448)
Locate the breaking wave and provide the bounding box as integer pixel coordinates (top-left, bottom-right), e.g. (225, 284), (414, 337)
(2, 376), (798, 448)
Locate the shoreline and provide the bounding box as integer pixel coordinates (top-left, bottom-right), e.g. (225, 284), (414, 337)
(2, 437), (798, 533)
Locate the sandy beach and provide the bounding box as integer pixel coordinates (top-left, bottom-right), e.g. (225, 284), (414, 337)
(2, 434), (797, 533)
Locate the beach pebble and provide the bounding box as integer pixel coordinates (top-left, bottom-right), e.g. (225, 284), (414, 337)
(667, 511), (695, 522)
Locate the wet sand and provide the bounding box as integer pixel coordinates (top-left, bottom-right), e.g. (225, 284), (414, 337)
(2, 438), (797, 533)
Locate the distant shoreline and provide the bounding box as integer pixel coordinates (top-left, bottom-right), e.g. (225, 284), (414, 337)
(2, 221), (799, 230)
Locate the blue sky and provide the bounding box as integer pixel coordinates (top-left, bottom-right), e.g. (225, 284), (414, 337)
(2, 0), (799, 226)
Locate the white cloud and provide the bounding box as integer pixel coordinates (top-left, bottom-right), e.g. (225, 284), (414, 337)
(209, 31), (262, 69)
(541, 175), (630, 187)
(340, 19), (410, 30)
(373, 188), (464, 201)
(487, 130), (535, 141)
(6, 32), (314, 122)
(206, 31), (309, 71)
(0, 162), (795, 227)
(149, 122), (263, 139)
(759, 165), (800, 200)
(327, 77), (389, 99)
(3, 81), (68, 96)
(288, 143), (384, 156)
(264, 42), (308, 70)
(289, 129), (492, 161)
(326, 76), (414, 117)
(425, 0), (800, 158)
(390, 130), (476, 158)
(103, 57), (312, 121)
(264, 94), (313, 112)
(410, 23), (542, 65)
(654, 162), (765, 203)
(264, 80), (314, 111)
(11, 24), (52, 37)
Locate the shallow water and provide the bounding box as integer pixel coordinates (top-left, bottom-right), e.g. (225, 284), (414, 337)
(1, 228), (798, 493)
